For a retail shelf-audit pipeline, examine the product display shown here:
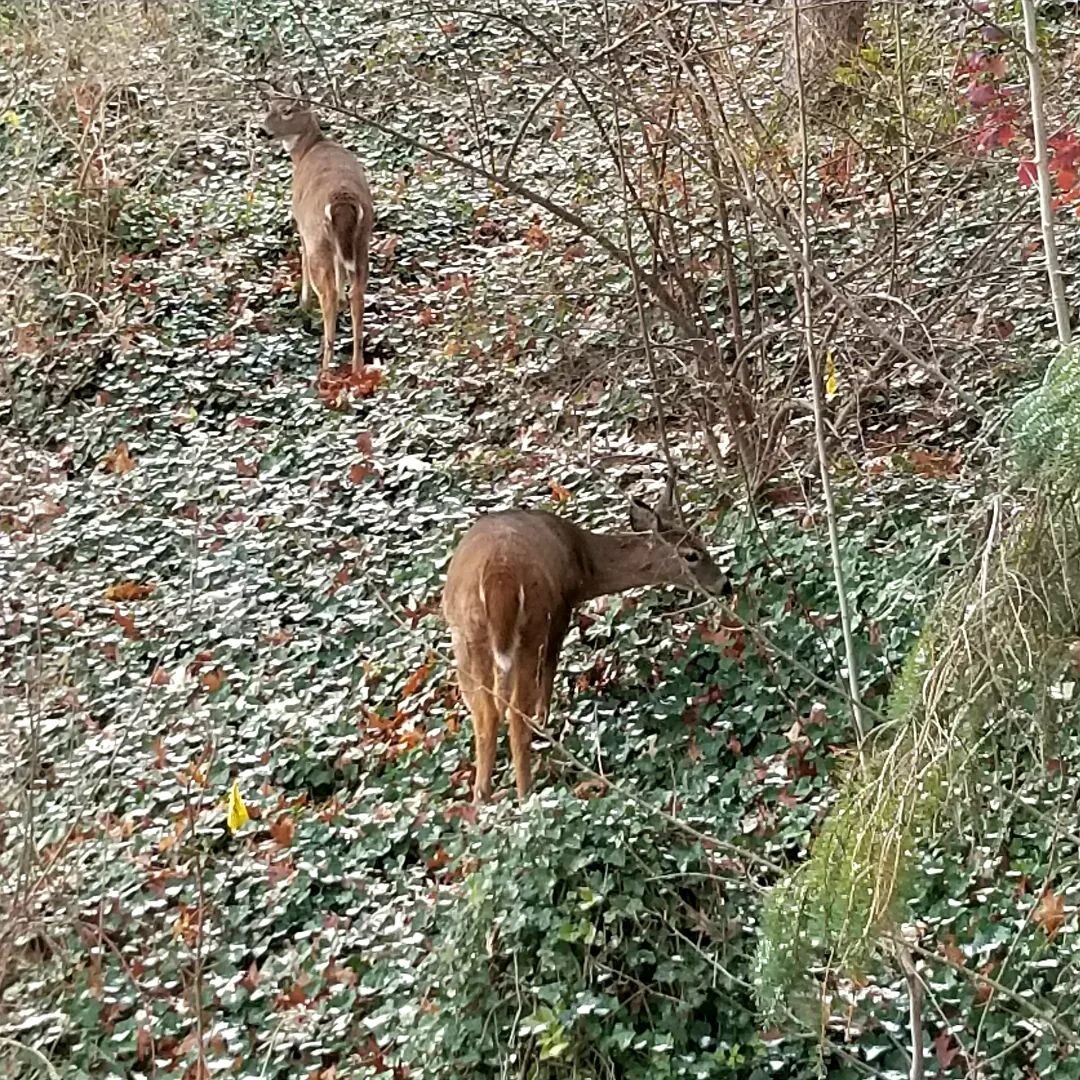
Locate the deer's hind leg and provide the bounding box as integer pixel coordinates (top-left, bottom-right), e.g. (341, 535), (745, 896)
(298, 236), (312, 308)
(454, 634), (500, 803)
(508, 648), (549, 801)
(309, 255), (338, 371)
(507, 619), (566, 800)
(349, 231), (369, 374)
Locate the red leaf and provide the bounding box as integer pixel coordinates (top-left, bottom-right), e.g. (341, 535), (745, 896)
(235, 458), (259, 478)
(1055, 166), (1078, 193)
(1018, 160), (1038, 188)
(349, 461), (373, 485)
(349, 367), (383, 397)
(933, 1030), (960, 1068)
(355, 431), (374, 456)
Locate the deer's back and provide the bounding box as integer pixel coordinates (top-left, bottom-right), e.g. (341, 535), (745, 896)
(444, 510), (593, 634)
(292, 140), (372, 229)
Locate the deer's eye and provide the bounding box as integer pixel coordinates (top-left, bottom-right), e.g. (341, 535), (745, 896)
(682, 549), (702, 564)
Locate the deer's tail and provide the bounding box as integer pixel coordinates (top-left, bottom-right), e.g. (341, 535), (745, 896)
(481, 571), (525, 716)
(325, 195), (364, 274)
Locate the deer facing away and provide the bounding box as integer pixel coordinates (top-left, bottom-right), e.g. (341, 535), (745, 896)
(260, 86), (373, 373)
(443, 486), (725, 803)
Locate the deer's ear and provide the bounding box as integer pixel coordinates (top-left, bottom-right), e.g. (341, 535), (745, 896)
(655, 472), (685, 528)
(629, 499), (660, 533)
(291, 74), (310, 107)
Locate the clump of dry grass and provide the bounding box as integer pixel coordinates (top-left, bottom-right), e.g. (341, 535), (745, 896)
(2, 1), (231, 330)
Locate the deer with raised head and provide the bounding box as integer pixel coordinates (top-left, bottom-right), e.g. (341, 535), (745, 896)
(259, 81), (373, 374)
(443, 481), (725, 803)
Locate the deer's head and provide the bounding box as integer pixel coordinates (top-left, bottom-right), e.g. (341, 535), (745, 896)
(627, 477), (727, 595)
(257, 79), (320, 149)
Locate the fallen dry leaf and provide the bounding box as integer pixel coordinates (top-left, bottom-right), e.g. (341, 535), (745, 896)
(525, 220), (550, 250)
(401, 663), (431, 698)
(933, 1029), (960, 1069)
(270, 814), (295, 848)
(200, 666), (226, 693)
(112, 609), (140, 640)
(1035, 888), (1065, 938)
(908, 448), (962, 479)
(349, 461), (374, 485)
(974, 960), (997, 1004)
(104, 581), (155, 602)
(443, 802), (478, 827)
(102, 442), (136, 475)
(572, 777), (609, 800)
(426, 846), (450, 871)
(349, 367), (383, 397)
(942, 934), (965, 968)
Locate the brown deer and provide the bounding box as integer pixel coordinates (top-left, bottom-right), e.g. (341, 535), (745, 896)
(443, 482), (725, 803)
(259, 82), (373, 374)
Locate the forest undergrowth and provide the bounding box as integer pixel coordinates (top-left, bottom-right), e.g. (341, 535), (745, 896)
(2, 1), (1079, 1077)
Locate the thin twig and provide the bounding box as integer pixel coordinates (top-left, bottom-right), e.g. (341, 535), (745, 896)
(1018, 0), (1071, 348)
(791, 0), (865, 745)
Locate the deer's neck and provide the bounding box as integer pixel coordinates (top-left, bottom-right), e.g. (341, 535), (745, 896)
(287, 129), (323, 164)
(578, 531), (673, 601)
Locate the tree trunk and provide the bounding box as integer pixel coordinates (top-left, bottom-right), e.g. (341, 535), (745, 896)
(784, 0), (870, 101)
